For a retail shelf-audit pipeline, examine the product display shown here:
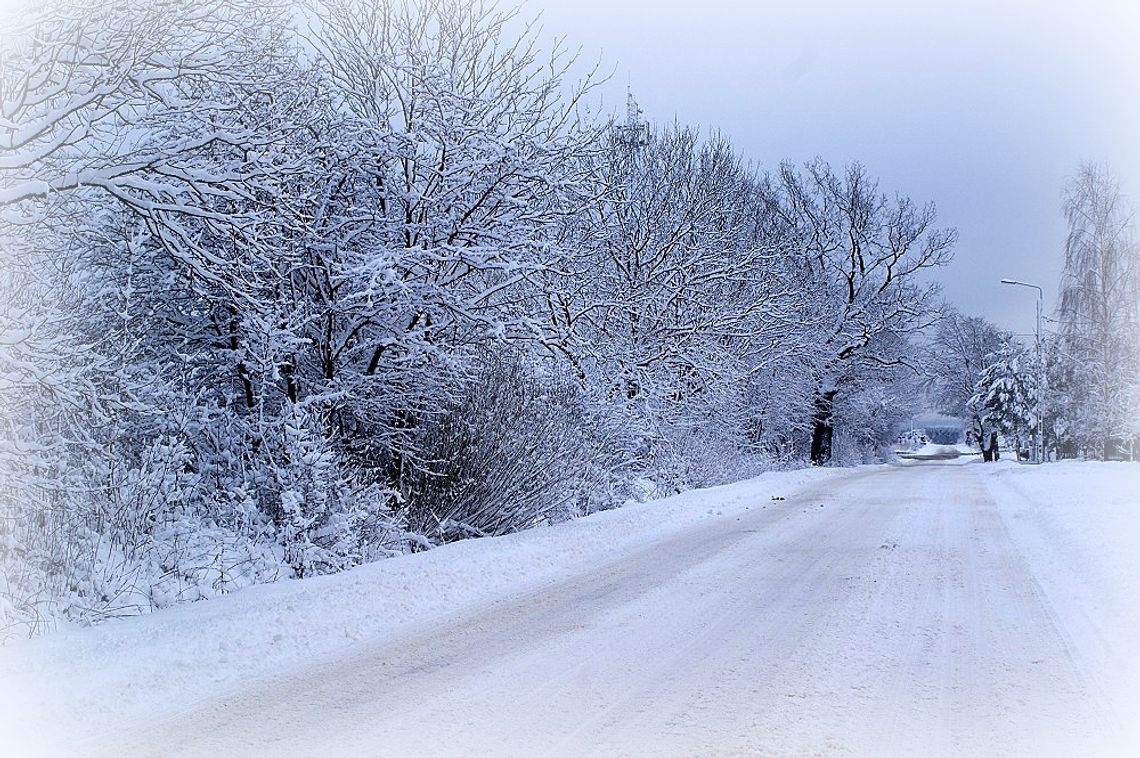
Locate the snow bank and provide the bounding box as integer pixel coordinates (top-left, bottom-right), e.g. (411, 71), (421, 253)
(979, 460), (1140, 745)
(0, 465), (851, 757)
(980, 460), (1140, 616)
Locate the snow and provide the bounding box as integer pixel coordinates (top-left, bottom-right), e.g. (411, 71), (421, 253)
(0, 466), (849, 756)
(2, 460), (1139, 757)
(895, 442), (972, 461)
(979, 459), (1140, 744)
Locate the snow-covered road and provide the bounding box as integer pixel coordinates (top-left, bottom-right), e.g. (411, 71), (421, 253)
(4, 461), (1139, 757)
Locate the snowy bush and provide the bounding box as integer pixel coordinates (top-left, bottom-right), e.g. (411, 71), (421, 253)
(651, 424), (769, 491)
(400, 354), (615, 544)
(264, 403), (405, 575)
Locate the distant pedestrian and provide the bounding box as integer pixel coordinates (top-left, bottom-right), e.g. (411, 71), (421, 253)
(990, 431), (1000, 461)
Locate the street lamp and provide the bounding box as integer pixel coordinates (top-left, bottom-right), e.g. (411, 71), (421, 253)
(1000, 279), (1044, 463)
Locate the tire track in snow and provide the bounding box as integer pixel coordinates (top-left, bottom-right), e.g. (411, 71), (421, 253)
(536, 481), (900, 758)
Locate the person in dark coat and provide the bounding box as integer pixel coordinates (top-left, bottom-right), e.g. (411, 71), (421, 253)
(990, 431), (1000, 461)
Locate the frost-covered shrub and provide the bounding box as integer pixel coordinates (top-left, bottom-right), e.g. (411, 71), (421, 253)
(0, 402), (278, 638)
(0, 265), (123, 636)
(0, 358), (410, 640)
(263, 403), (405, 576)
(400, 354), (613, 544)
(637, 419), (764, 493)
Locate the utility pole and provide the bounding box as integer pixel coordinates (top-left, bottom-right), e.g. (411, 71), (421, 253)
(1000, 279), (1045, 463)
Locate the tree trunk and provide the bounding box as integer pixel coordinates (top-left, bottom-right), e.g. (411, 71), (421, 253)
(386, 408), (418, 491)
(810, 390), (837, 466)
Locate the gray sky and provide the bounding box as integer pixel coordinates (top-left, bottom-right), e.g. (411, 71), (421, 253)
(528, 0), (1140, 340)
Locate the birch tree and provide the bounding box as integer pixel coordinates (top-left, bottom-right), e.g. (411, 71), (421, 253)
(1057, 162), (1140, 458)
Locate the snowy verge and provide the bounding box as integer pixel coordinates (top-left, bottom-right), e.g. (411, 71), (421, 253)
(977, 459), (1140, 745)
(0, 465), (855, 756)
(977, 459), (1140, 617)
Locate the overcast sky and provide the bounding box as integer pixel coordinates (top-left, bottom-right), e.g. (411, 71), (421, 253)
(526, 0), (1140, 340)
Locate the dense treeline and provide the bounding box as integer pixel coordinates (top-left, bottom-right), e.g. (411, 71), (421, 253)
(0, 0), (953, 635)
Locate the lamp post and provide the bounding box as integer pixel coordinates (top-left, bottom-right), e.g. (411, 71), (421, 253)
(1000, 279), (1044, 463)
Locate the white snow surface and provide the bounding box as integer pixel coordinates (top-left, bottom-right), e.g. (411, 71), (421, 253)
(895, 442), (974, 460)
(2, 460), (1139, 757)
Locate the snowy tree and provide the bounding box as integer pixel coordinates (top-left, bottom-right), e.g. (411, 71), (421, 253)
(969, 343), (1040, 457)
(1056, 163), (1140, 458)
(760, 160), (957, 465)
(295, 0), (606, 487)
(0, 0), (388, 632)
(926, 308), (1011, 453)
(551, 109), (810, 485)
